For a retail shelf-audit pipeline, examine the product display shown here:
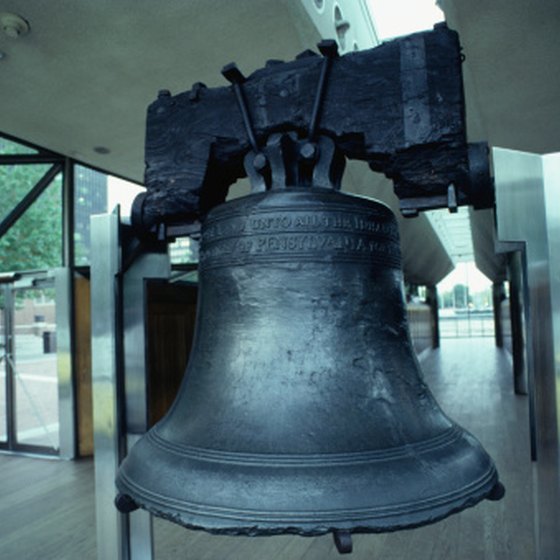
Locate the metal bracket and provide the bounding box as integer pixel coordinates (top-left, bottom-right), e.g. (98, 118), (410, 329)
(243, 133), (344, 193)
(222, 62), (263, 156)
(308, 39), (338, 141)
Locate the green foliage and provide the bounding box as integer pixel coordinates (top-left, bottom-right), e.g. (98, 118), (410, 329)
(0, 137), (37, 156)
(0, 164), (62, 272)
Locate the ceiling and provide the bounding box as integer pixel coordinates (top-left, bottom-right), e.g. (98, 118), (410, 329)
(441, 0), (560, 281)
(442, 0), (560, 155)
(0, 0), (558, 285)
(0, 0), (319, 181)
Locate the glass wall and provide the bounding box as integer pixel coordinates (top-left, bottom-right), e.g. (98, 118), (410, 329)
(0, 133), (150, 456)
(0, 168), (62, 272)
(0, 302), (6, 444)
(74, 165), (108, 266)
(438, 261), (495, 338)
(13, 284), (59, 450)
(0, 135), (64, 453)
(74, 165), (144, 265)
(0, 137), (37, 155)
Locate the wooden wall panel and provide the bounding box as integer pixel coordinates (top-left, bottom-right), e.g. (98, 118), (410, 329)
(146, 282), (198, 426)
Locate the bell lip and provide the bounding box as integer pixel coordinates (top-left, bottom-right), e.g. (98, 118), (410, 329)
(116, 468), (499, 537)
(116, 456), (500, 537)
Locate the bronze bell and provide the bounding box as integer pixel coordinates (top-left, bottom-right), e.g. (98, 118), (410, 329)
(116, 186), (504, 552)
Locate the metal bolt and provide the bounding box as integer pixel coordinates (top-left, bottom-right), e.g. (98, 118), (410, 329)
(300, 142), (317, 161)
(253, 153), (268, 172)
(447, 183), (458, 213)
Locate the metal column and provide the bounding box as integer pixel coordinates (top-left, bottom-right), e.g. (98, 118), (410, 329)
(426, 285), (440, 349)
(55, 266), (77, 459)
(493, 148), (560, 560)
(91, 210), (129, 560)
(492, 283), (505, 348)
(91, 210), (170, 560)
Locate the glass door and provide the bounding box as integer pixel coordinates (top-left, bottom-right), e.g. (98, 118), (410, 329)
(0, 276), (59, 454)
(0, 286), (8, 445)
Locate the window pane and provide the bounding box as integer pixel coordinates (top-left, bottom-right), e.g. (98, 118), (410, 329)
(0, 172), (62, 272)
(107, 176), (145, 220)
(74, 166), (108, 266)
(0, 303), (6, 443)
(169, 237), (199, 265)
(0, 137), (37, 155)
(0, 164), (51, 224)
(14, 286), (59, 450)
(74, 166), (144, 265)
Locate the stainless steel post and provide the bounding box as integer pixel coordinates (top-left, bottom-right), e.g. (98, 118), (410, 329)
(91, 210), (129, 560)
(494, 148), (560, 559)
(426, 285), (439, 348)
(492, 283), (504, 348)
(55, 266), (77, 459)
(91, 211), (169, 560)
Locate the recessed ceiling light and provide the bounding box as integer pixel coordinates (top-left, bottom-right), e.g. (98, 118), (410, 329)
(0, 13), (30, 39)
(94, 146), (111, 155)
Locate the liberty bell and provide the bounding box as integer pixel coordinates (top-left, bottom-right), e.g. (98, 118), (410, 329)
(117, 28), (503, 554)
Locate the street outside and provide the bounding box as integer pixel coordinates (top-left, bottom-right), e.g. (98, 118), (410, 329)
(439, 309), (495, 338)
(0, 332), (59, 450)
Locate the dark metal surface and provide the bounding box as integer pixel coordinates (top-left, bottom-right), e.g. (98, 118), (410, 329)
(492, 283), (506, 348)
(117, 188), (502, 542)
(507, 252), (528, 397)
(426, 285), (440, 349)
(333, 531), (353, 555)
(132, 24), (493, 237)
